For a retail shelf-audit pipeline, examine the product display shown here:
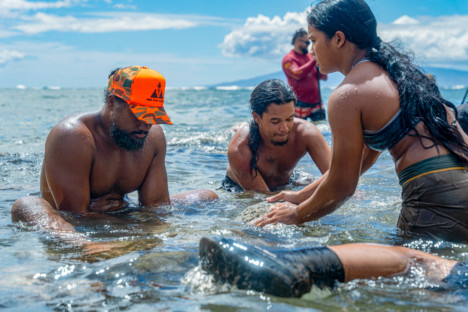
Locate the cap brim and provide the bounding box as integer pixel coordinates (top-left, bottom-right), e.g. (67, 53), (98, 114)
(129, 104), (173, 125)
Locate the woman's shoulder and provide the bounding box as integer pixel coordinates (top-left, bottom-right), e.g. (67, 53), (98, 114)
(328, 80), (362, 106)
(332, 65), (397, 104)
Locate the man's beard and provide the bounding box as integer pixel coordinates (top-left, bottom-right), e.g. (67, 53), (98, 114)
(271, 139), (288, 146)
(301, 47), (309, 54)
(110, 123), (147, 151)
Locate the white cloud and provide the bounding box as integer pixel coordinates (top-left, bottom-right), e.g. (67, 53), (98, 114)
(114, 4), (137, 10)
(221, 12), (468, 68)
(392, 15), (419, 25)
(6, 10), (232, 36)
(0, 49), (25, 65)
(221, 11), (308, 59)
(379, 15), (468, 62)
(0, 0), (81, 34)
(0, 0), (75, 10)
(0, 1), (232, 37)
(14, 12), (198, 34)
(0, 28), (16, 38)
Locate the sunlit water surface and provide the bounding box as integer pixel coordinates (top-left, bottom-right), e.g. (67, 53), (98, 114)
(1, 87), (468, 311)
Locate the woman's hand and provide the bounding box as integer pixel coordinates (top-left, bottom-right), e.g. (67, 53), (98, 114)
(253, 202), (299, 227)
(266, 191), (302, 204)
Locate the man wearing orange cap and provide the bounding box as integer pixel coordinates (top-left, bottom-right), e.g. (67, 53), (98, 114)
(11, 66), (218, 255)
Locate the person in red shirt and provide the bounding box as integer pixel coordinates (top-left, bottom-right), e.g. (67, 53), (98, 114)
(282, 28), (328, 121)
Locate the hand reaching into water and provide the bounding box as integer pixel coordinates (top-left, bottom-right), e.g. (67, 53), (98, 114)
(266, 190), (302, 205)
(253, 202), (299, 227)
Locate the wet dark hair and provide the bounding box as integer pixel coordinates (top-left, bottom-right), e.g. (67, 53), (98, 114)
(248, 79), (297, 177)
(291, 28), (308, 45)
(307, 0), (468, 162)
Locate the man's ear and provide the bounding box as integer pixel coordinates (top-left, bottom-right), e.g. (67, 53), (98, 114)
(334, 31), (346, 48)
(108, 94), (117, 108)
(252, 112), (261, 125)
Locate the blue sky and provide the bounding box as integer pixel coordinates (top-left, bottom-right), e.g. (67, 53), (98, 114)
(1, 0), (468, 88)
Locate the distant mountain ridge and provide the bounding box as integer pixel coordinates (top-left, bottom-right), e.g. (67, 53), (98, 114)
(212, 66), (468, 89)
(422, 67), (468, 88)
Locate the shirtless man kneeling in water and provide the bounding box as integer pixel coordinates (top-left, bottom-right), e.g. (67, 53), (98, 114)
(222, 79), (330, 193)
(11, 66), (218, 255)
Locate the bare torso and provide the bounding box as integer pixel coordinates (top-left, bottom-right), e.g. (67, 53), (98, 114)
(251, 130), (308, 188)
(227, 119), (330, 191)
(40, 111), (168, 213)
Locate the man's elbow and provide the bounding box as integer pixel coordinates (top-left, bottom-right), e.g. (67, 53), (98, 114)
(335, 182), (357, 202)
(343, 185), (357, 201)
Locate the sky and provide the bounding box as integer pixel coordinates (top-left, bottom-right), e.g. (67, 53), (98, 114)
(1, 0), (468, 88)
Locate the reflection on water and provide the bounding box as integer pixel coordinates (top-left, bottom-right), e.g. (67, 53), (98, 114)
(1, 88), (468, 310)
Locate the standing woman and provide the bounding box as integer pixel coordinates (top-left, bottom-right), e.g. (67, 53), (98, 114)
(256, 0), (468, 242)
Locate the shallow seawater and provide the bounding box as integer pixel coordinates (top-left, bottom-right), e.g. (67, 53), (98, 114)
(1, 87), (468, 311)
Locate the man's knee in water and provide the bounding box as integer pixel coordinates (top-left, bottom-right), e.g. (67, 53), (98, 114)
(199, 189), (219, 200)
(11, 196), (50, 223)
(171, 189), (219, 202)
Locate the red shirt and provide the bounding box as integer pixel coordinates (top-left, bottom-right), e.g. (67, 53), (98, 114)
(282, 50), (327, 104)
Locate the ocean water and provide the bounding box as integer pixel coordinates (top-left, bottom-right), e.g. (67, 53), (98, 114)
(1, 86), (468, 311)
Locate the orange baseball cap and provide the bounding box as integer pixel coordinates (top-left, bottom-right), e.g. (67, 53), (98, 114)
(107, 66), (172, 125)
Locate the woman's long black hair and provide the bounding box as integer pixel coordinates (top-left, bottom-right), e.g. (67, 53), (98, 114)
(248, 79), (297, 177)
(307, 0), (468, 162)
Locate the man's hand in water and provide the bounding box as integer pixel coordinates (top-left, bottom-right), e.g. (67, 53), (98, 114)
(266, 191), (302, 205)
(253, 202), (299, 227)
(82, 238), (161, 261)
(82, 241), (125, 257)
